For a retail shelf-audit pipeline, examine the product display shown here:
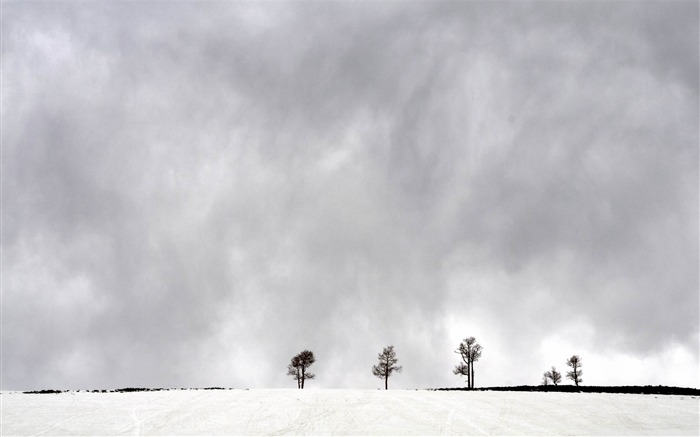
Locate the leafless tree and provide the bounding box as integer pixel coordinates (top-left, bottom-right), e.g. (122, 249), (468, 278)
(287, 358), (301, 389)
(470, 343), (483, 388)
(287, 350), (316, 389)
(565, 355), (582, 386)
(545, 366), (562, 385)
(454, 337), (483, 389)
(372, 345), (402, 390)
(453, 362), (470, 385)
(542, 371), (550, 386)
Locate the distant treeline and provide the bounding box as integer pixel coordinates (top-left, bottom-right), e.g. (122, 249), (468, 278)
(433, 385), (700, 396)
(23, 385), (699, 395)
(22, 387), (233, 394)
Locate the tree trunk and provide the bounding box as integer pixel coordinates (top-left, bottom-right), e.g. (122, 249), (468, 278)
(385, 375), (388, 390)
(471, 362), (475, 389)
(467, 361), (471, 389)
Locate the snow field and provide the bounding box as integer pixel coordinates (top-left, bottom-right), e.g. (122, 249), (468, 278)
(1, 389), (698, 435)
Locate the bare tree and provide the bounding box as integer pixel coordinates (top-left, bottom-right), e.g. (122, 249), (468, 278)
(454, 339), (471, 388)
(550, 366), (562, 385)
(470, 343), (483, 388)
(287, 357), (301, 389)
(565, 355), (582, 386)
(372, 345), (402, 390)
(542, 371), (550, 386)
(454, 337), (483, 389)
(545, 366), (562, 385)
(287, 350), (316, 389)
(453, 362), (470, 386)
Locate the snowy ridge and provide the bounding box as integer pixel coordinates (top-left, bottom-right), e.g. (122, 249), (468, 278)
(2, 389), (698, 435)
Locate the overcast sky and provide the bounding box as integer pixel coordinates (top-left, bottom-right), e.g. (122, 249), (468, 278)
(2, 1), (698, 391)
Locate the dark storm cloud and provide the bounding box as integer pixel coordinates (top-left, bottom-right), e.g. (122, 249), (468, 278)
(2, 1), (697, 390)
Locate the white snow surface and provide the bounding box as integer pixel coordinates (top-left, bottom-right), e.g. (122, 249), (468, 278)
(2, 389), (698, 436)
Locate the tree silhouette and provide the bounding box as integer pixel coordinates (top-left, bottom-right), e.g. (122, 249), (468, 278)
(287, 350), (316, 389)
(372, 345), (402, 390)
(565, 355), (582, 386)
(454, 337), (483, 389)
(545, 366), (562, 385)
(287, 358), (301, 389)
(454, 362), (470, 386)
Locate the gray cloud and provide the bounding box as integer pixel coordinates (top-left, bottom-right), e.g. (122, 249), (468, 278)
(2, 1), (698, 391)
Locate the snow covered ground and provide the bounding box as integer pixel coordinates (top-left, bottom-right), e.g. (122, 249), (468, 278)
(2, 389), (698, 435)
